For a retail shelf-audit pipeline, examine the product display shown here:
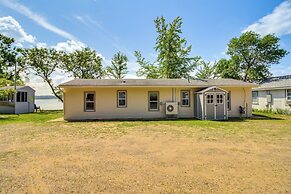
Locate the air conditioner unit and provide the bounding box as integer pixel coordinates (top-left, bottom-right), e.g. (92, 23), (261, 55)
(166, 102), (178, 115)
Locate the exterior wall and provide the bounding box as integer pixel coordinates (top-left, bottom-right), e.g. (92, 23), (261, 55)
(63, 86), (253, 120)
(15, 88), (35, 114)
(64, 87), (197, 120)
(252, 89), (291, 112)
(222, 87), (252, 118)
(0, 102), (14, 114)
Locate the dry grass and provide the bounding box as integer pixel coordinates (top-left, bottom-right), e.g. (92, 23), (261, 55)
(0, 111), (290, 193)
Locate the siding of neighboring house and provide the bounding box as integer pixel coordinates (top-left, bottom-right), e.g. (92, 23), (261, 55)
(0, 86), (35, 114)
(252, 89), (291, 112)
(63, 86), (252, 120)
(0, 102), (15, 113)
(15, 88), (35, 114)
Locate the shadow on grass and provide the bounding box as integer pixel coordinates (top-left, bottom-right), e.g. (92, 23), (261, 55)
(68, 115), (283, 123)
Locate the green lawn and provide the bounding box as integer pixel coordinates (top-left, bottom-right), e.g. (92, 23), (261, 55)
(0, 111), (290, 193)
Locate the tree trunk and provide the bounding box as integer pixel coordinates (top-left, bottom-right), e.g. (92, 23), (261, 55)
(46, 80), (63, 103)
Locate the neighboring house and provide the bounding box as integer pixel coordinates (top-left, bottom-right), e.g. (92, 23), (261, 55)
(0, 86), (35, 114)
(59, 79), (255, 121)
(252, 75), (291, 113)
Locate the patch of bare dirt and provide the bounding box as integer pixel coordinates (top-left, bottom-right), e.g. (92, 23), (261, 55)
(0, 123), (290, 193)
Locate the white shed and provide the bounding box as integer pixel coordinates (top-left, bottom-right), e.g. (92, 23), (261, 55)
(194, 86), (228, 120)
(0, 86), (35, 114)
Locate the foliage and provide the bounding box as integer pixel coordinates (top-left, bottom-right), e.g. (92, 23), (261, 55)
(22, 47), (63, 102)
(0, 34), (16, 78)
(216, 31), (288, 82)
(135, 51), (160, 79)
(0, 34), (25, 81)
(107, 52), (128, 79)
(195, 60), (217, 79)
(136, 16), (200, 79)
(253, 108), (291, 115)
(62, 47), (104, 79)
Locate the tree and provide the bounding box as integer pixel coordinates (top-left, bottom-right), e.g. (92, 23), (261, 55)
(195, 60), (217, 79)
(0, 34), (24, 81)
(135, 16), (200, 79)
(62, 47), (104, 79)
(135, 51), (160, 79)
(107, 52), (128, 79)
(216, 31), (288, 82)
(22, 47), (63, 102)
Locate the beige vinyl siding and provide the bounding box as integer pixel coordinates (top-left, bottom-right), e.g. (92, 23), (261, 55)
(63, 86), (252, 120)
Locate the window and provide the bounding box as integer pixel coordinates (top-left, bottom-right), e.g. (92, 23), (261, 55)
(148, 91), (159, 111)
(0, 92), (14, 102)
(117, 91), (127, 108)
(287, 89), (291, 101)
(181, 90), (190, 106)
(252, 91), (258, 104)
(216, 94), (223, 104)
(227, 92), (231, 110)
(206, 94), (214, 104)
(84, 92), (95, 112)
(16, 92), (27, 102)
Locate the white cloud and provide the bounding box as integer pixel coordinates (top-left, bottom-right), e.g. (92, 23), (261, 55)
(0, 0), (76, 40)
(53, 40), (85, 53)
(0, 16), (90, 95)
(243, 0), (291, 36)
(0, 16), (36, 46)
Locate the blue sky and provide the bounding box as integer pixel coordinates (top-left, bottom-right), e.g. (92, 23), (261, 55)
(0, 0), (291, 95)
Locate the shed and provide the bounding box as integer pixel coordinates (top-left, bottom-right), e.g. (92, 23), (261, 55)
(194, 86), (228, 120)
(0, 86), (35, 114)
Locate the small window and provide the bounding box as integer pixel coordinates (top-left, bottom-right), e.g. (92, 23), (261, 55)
(216, 94), (223, 104)
(206, 94), (214, 104)
(227, 92), (231, 110)
(117, 91), (127, 108)
(287, 89), (291, 101)
(181, 90), (190, 107)
(16, 92), (27, 102)
(252, 91), (258, 104)
(84, 92), (95, 112)
(149, 91), (159, 111)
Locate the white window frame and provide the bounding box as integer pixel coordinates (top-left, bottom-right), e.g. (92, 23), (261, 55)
(84, 91), (95, 112)
(181, 90), (190, 107)
(117, 90), (127, 108)
(148, 91), (159, 111)
(287, 89), (291, 101)
(252, 91), (258, 104)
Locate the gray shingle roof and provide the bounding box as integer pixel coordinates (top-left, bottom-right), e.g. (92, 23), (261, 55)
(0, 86), (35, 91)
(59, 78), (256, 87)
(254, 75), (291, 90)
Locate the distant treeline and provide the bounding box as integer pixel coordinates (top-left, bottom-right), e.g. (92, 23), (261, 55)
(35, 95), (57, 100)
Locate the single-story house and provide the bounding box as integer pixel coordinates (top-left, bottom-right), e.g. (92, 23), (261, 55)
(0, 86), (35, 114)
(59, 79), (256, 121)
(252, 75), (291, 113)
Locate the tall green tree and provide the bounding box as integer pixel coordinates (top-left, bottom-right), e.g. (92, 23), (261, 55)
(107, 52), (128, 79)
(135, 16), (200, 79)
(195, 60), (217, 79)
(62, 47), (104, 79)
(0, 34), (24, 81)
(216, 31), (288, 82)
(22, 47), (63, 102)
(135, 51), (160, 79)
